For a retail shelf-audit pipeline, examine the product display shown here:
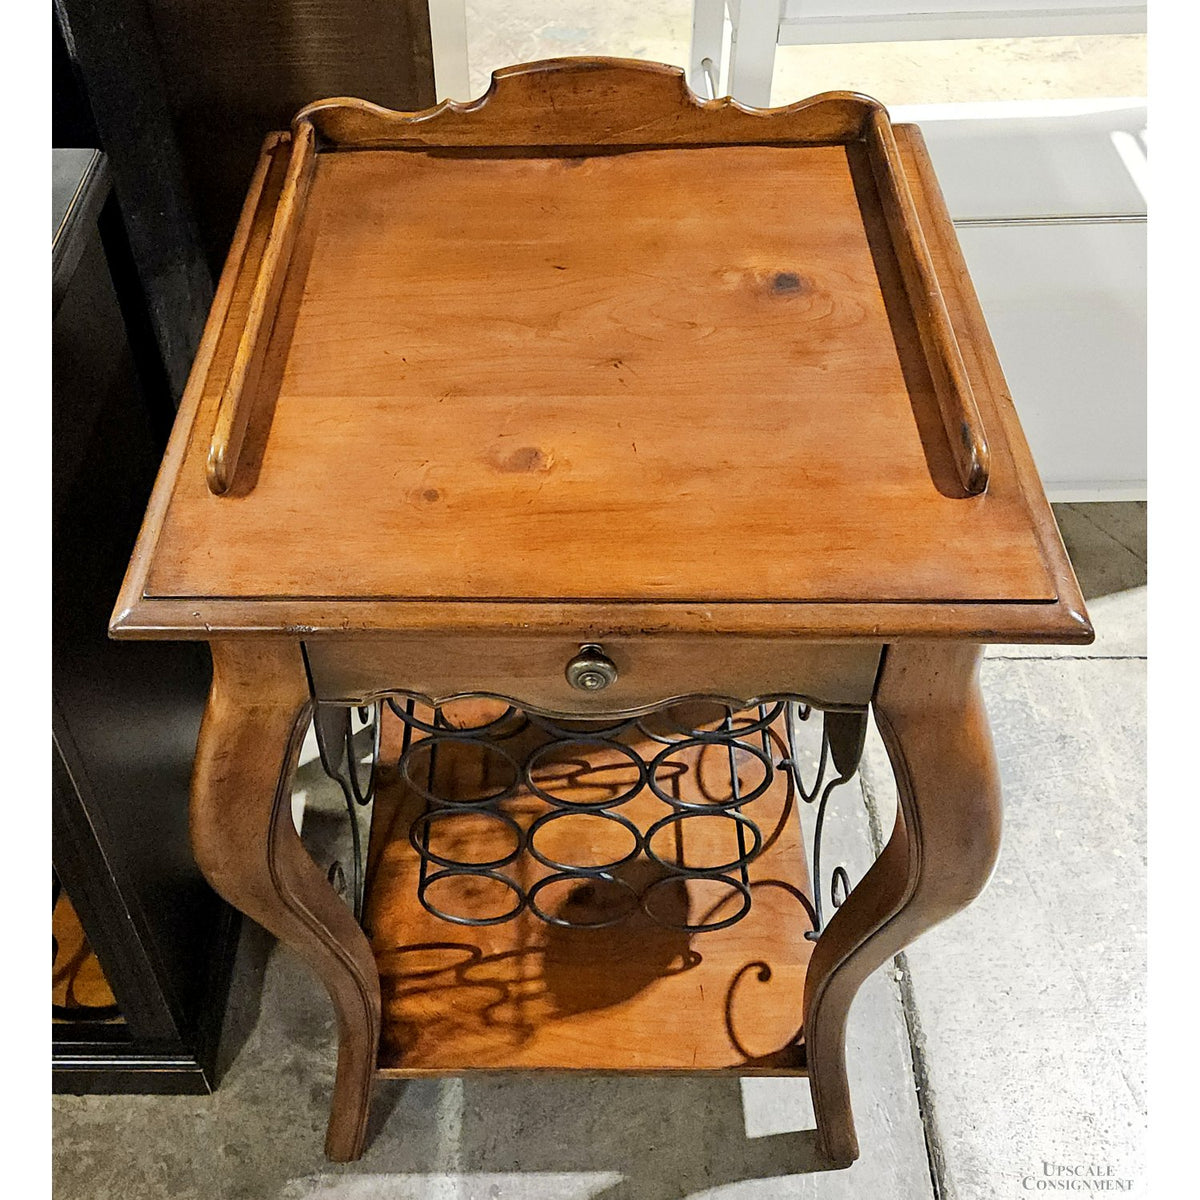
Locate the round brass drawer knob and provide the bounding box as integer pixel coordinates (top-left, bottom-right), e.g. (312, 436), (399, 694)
(565, 645), (618, 692)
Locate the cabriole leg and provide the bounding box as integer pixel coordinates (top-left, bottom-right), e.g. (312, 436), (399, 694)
(190, 640), (381, 1161)
(803, 642), (1002, 1166)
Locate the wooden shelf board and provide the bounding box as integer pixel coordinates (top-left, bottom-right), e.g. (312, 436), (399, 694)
(53, 890), (124, 1024)
(365, 702), (817, 1075)
(376, 1063), (808, 1079)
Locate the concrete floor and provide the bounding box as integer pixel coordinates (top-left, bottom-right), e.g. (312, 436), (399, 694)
(864, 503), (1147, 1199)
(52, 502), (1146, 1198)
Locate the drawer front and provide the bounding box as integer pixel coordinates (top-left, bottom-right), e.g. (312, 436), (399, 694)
(303, 636), (882, 716)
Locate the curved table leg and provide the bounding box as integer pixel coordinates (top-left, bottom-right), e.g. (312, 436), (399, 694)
(803, 642), (1002, 1166)
(190, 640), (381, 1162)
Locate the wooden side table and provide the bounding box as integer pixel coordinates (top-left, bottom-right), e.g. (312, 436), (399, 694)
(111, 58), (1092, 1166)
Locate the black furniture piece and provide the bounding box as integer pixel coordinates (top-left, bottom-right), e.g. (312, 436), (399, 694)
(54, 0), (436, 399)
(53, 147), (239, 1093)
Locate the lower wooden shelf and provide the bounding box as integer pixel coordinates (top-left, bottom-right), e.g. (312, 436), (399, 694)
(362, 702), (817, 1077)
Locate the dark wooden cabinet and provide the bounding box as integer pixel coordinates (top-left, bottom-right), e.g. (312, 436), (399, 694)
(53, 149), (238, 1093)
(51, 0), (438, 1093)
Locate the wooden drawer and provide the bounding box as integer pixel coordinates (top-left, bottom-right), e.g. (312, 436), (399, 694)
(302, 636), (882, 716)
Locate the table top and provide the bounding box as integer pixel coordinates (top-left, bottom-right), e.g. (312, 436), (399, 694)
(112, 58), (1090, 645)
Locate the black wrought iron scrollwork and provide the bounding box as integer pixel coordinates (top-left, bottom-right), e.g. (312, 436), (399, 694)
(777, 703), (868, 939)
(313, 701), (381, 920)
(311, 691), (868, 939)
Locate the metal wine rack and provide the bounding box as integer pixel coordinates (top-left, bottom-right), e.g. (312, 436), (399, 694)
(314, 694), (868, 937)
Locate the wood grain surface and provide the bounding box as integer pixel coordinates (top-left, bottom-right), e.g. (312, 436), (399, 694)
(189, 641), (379, 1159)
(299, 58), (876, 148)
(206, 123), (315, 494)
(866, 109), (988, 495)
(112, 60), (1090, 645)
(802, 641), (1003, 1163)
(148, 142), (1050, 600)
(303, 635), (881, 714)
(365, 700), (815, 1074)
